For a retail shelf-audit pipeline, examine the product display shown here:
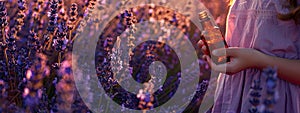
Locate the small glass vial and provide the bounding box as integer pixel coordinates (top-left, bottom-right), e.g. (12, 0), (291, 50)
(199, 10), (228, 64)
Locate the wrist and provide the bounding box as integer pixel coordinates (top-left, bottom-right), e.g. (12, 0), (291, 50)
(253, 50), (269, 70)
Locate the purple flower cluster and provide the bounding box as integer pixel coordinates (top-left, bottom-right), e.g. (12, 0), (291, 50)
(249, 79), (262, 113)
(55, 54), (74, 112)
(67, 3), (78, 33)
(0, 0), (95, 112)
(249, 67), (278, 113)
(47, 0), (59, 34)
(0, 1), (8, 80)
(0, 0), (255, 112)
(94, 5), (211, 112)
(0, 2), (8, 29)
(23, 53), (49, 111)
(262, 67), (278, 113)
(12, 0), (27, 33)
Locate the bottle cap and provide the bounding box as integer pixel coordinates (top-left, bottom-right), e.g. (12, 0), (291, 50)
(198, 11), (209, 20)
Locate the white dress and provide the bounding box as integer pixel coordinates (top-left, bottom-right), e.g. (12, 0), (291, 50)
(211, 0), (300, 113)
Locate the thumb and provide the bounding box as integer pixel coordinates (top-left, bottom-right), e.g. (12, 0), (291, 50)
(203, 55), (212, 66)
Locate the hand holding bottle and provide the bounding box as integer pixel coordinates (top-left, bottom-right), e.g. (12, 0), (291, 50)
(198, 41), (265, 75)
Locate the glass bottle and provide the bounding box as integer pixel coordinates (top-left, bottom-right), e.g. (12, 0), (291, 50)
(199, 10), (229, 64)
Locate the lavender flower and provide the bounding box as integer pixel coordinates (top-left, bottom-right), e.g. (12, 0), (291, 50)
(71, 91), (92, 113)
(30, 0), (45, 33)
(0, 61), (8, 80)
(0, 1), (8, 68)
(248, 67), (278, 113)
(0, 80), (20, 113)
(16, 47), (30, 79)
(0, 1), (231, 112)
(13, 0), (27, 32)
(0, 79), (8, 102)
(55, 54), (75, 113)
(86, 0), (97, 10)
(249, 79), (262, 113)
(24, 53), (49, 111)
(43, 0), (58, 50)
(32, 0), (40, 20)
(0, 1), (98, 112)
(66, 3), (78, 48)
(197, 80), (209, 96)
(53, 22), (68, 52)
(0, 80), (22, 112)
(37, 88), (49, 112)
(6, 35), (17, 66)
(262, 67), (278, 113)
(67, 3), (78, 32)
(0, 1), (8, 30)
(47, 0), (59, 33)
(137, 83), (154, 111)
(76, 0), (97, 34)
(27, 30), (41, 54)
(57, 0), (67, 22)
(121, 10), (137, 57)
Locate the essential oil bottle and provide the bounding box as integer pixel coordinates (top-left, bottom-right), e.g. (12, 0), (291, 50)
(199, 10), (229, 64)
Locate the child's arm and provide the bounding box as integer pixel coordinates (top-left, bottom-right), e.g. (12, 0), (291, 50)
(260, 53), (300, 85)
(201, 47), (300, 85)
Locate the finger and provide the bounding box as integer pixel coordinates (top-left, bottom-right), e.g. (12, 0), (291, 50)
(204, 55), (238, 75)
(202, 55), (209, 62)
(211, 62), (227, 73)
(197, 40), (204, 47)
(203, 55), (214, 68)
(212, 48), (227, 57)
(202, 55), (207, 61)
(201, 45), (209, 55)
(201, 44), (207, 51)
(203, 55), (225, 73)
(215, 58), (242, 75)
(212, 47), (239, 57)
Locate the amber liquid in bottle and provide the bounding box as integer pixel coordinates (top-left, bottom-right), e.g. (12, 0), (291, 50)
(199, 11), (229, 64)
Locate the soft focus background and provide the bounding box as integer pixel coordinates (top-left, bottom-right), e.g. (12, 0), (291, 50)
(0, 0), (230, 112)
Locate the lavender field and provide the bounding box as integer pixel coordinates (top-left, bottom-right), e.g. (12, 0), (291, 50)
(0, 0), (232, 112)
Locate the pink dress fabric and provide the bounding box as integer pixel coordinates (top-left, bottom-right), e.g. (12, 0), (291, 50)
(211, 0), (300, 113)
